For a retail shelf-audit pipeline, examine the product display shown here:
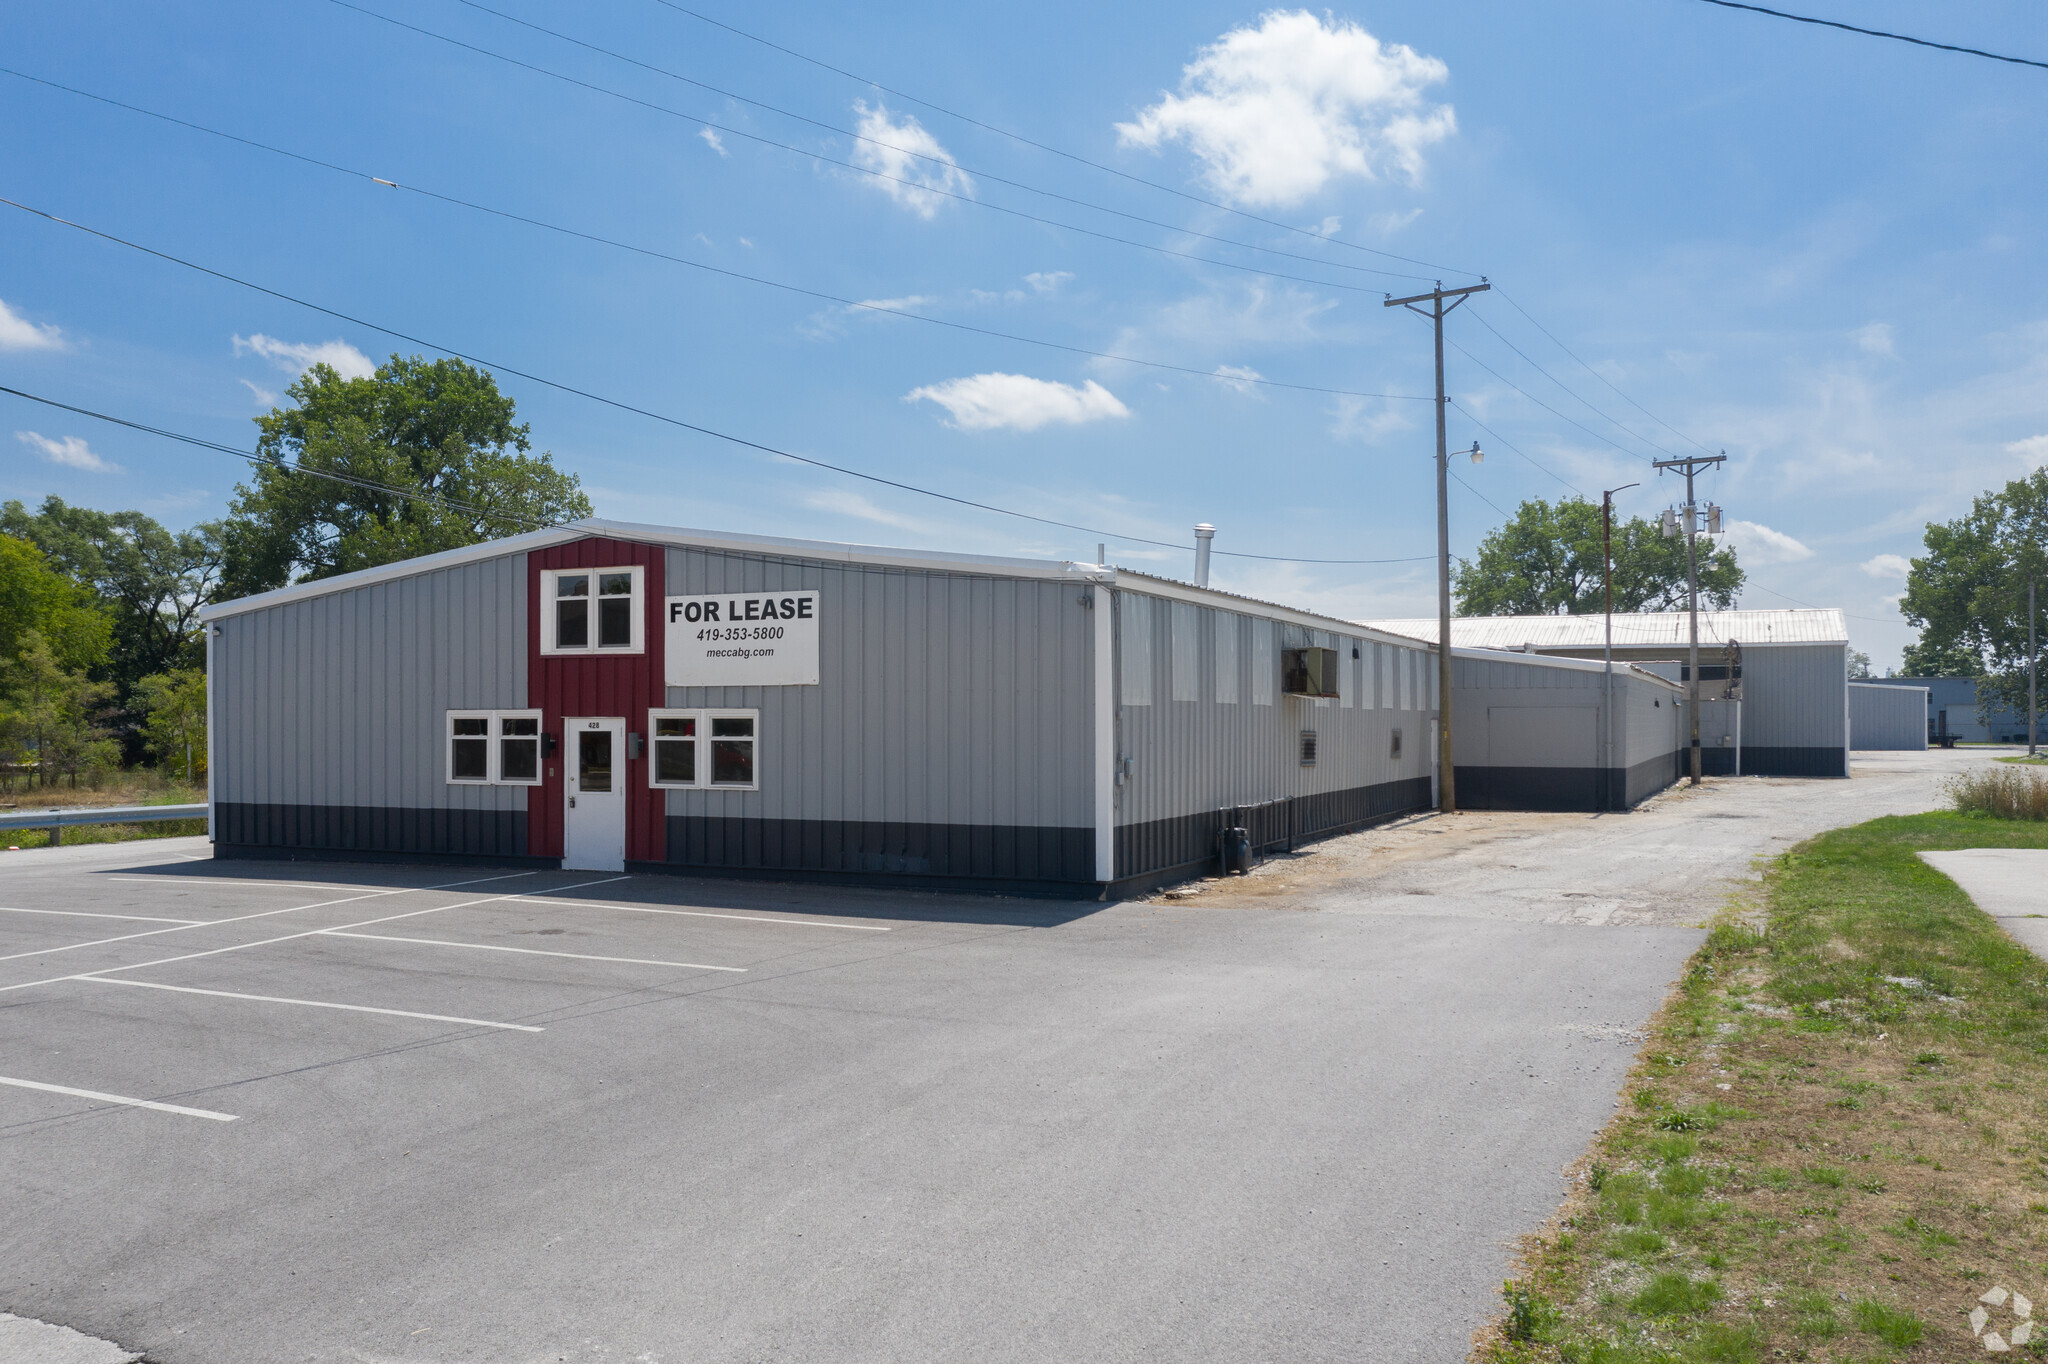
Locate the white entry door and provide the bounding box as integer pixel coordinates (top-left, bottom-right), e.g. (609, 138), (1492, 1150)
(563, 716), (626, 872)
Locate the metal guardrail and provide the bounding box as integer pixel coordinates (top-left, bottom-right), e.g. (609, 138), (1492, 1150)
(0, 803), (208, 845)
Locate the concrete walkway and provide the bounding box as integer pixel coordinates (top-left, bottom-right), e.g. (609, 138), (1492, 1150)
(1920, 849), (2048, 960)
(0, 1314), (140, 1364)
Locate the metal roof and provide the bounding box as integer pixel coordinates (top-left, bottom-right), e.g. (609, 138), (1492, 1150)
(199, 519), (1116, 622)
(1358, 608), (1849, 650)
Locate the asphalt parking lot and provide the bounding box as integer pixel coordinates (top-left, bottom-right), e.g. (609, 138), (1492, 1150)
(0, 753), (1994, 1364)
(0, 839), (1688, 1364)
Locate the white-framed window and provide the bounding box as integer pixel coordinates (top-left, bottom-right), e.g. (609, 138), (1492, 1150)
(446, 710), (544, 785)
(541, 565), (643, 654)
(648, 708), (759, 790)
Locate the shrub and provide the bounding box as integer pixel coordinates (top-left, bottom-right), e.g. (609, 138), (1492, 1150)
(1947, 766), (2048, 819)
(1502, 1279), (1558, 1342)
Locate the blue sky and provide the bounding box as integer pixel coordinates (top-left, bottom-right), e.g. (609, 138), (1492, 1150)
(4, 0), (2046, 669)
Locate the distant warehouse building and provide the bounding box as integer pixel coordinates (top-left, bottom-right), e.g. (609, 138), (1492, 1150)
(1848, 682), (1929, 751)
(1859, 676), (2027, 744)
(200, 521), (1447, 896)
(1360, 609), (1851, 778)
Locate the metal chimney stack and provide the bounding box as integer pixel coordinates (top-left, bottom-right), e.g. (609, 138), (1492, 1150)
(1193, 524), (1215, 586)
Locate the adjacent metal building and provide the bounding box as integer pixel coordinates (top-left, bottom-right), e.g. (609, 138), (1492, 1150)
(1450, 649), (1687, 811)
(1848, 682), (1930, 751)
(1858, 676), (2026, 744)
(1361, 609), (1851, 778)
(200, 521), (1444, 896)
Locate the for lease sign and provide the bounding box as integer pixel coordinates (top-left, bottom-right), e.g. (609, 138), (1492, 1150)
(664, 591), (820, 687)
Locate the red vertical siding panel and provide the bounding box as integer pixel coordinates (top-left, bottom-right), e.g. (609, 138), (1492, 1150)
(527, 536), (667, 862)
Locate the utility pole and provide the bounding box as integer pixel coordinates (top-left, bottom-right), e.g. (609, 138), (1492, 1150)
(1385, 278), (1489, 814)
(2030, 579), (2038, 757)
(1602, 483), (1639, 810)
(1655, 452), (1727, 786)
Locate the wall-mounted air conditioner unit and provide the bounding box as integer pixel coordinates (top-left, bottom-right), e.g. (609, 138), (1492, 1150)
(1281, 647), (1341, 698)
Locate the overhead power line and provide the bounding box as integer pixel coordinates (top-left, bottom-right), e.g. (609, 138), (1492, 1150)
(1683, 0), (2048, 71)
(1446, 399), (1583, 498)
(322, 0), (1423, 290)
(1491, 286), (1721, 459)
(1463, 305), (1684, 461)
(1445, 336), (1657, 465)
(446, 0), (1436, 286)
(645, 0), (1485, 278)
(0, 199), (1432, 568)
(0, 383), (559, 532)
(0, 68), (1425, 407)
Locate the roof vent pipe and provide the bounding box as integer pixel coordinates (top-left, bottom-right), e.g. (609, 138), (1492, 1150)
(1193, 523), (1216, 586)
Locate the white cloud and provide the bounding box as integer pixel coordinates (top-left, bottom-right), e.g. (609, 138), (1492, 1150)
(1310, 215), (1341, 238)
(239, 378), (279, 407)
(1025, 271), (1073, 294)
(233, 333), (375, 381)
(1213, 364), (1265, 395)
(1724, 518), (1813, 564)
(699, 127), (727, 157)
(853, 295), (937, 314)
(1328, 394), (1413, 444)
(1855, 321), (1895, 357)
(802, 488), (928, 533)
(906, 373), (1130, 432)
(1367, 207), (1422, 235)
(0, 298), (65, 352)
(2008, 434), (2048, 466)
(850, 101), (973, 219)
(1115, 10), (1455, 208)
(16, 430), (118, 473)
(1861, 553), (1912, 580)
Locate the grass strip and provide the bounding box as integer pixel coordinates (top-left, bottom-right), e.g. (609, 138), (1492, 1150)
(1476, 812), (2048, 1362)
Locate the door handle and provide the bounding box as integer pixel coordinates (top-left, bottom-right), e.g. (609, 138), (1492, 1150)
(569, 796), (577, 808)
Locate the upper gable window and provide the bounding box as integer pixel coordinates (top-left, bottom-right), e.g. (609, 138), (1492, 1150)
(542, 566), (643, 654)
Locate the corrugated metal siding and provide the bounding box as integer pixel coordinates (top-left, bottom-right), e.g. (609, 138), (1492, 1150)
(1114, 591), (1433, 875)
(211, 551), (529, 838)
(1850, 682), (1929, 750)
(660, 546), (1093, 840)
(1737, 644), (1846, 749)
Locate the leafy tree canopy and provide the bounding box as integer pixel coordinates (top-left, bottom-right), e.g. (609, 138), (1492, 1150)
(1900, 467), (2048, 710)
(0, 532), (112, 674)
(1454, 497), (1743, 617)
(221, 354), (593, 595)
(0, 497), (222, 695)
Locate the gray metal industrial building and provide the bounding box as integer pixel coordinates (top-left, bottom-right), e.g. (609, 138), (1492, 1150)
(1448, 649), (1687, 811)
(1362, 609), (1851, 778)
(1848, 682), (1929, 751)
(1860, 676), (2027, 744)
(200, 521), (1445, 896)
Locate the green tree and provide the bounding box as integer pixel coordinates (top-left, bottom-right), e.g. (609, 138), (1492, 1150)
(1454, 498), (1743, 616)
(1899, 467), (2048, 710)
(0, 498), (224, 696)
(133, 667), (207, 784)
(0, 630), (118, 788)
(1848, 649), (1872, 679)
(0, 532), (112, 674)
(222, 355), (592, 594)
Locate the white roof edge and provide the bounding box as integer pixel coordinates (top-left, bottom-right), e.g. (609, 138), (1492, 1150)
(198, 519), (1115, 621)
(1357, 608), (1850, 649)
(1116, 571), (1427, 648)
(1449, 645), (1684, 687)
(1849, 680), (1929, 690)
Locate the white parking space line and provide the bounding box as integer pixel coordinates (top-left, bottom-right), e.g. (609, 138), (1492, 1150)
(108, 875), (400, 890)
(517, 895), (892, 931)
(0, 907), (207, 926)
(80, 978), (545, 1032)
(0, 871), (538, 966)
(0, 875), (631, 997)
(0, 1073), (238, 1122)
(320, 930), (747, 972)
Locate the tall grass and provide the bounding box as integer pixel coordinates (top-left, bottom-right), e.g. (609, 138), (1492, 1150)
(1946, 766), (2048, 819)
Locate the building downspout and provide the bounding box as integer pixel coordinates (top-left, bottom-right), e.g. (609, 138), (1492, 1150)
(205, 619), (217, 847)
(1092, 582), (1115, 886)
